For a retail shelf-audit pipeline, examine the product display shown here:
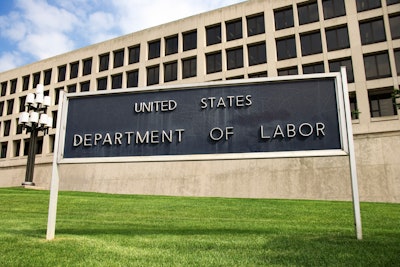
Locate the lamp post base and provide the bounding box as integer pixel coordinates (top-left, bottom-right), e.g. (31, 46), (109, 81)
(22, 181), (36, 186)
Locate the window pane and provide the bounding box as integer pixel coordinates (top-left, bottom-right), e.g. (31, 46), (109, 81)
(128, 45), (140, 64)
(97, 77), (107, 90)
(99, 54), (110, 71)
(303, 62), (324, 74)
(278, 66), (298, 76)
(80, 81), (90, 92)
(33, 72), (40, 88)
(276, 36), (296, 60)
(274, 7), (294, 30)
(364, 52), (391, 80)
(83, 58), (92, 76)
(248, 42), (266, 66)
(58, 65), (66, 82)
(226, 19), (242, 41)
(369, 90), (397, 117)
(112, 74), (123, 89)
(22, 75), (30, 91)
(127, 70), (139, 87)
(67, 84), (76, 93)
(390, 15), (400, 40)
(301, 31), (322, 56)
(206, 24), (221, 45)
(227, 47), (243, 70)
(247, 13), (265, 36)
(148, 40), (161, 59)
(44, 69), (52, 85)
(7, 99), (14, 115)
(298, 1), (319, 25)
(183, 30), (197, 51)
(326, 26), (350, 51)
(164, 61), (178, 82)
(70, 62), (79, 79)
(206, 52), (222, 74)
(113, 50), (124, 68)
(147, 65), (159, 85)
(182, 57), (197, 79)
(165, 35), (178, 55)
(356, 0), (381, 12)
(395, 50), (400, 75)
(360, 18), (386, 45)
(323, 0), (346, 19)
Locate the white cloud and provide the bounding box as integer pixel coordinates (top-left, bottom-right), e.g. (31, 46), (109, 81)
(0, 0), (244, 72)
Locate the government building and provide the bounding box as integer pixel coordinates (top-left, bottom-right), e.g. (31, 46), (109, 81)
(1, 0), (399, 202)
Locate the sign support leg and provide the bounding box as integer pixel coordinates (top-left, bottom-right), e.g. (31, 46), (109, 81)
(341, 67), (362, 240)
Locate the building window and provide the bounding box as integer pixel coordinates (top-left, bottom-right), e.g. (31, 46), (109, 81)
(301, 31), (322, 56)
(52, 111), (57, 128)
(0, 142), (7, 158)
(1, 82), (6, 96)
(387, 0), (400, 4)
(165, 35), (178, 55)
(278, 66), (298, 76)
(274, 6), (294, 30)
(349, 93), (359, 120)
(356, 0), (381, 12)
(67, 84), (76, 93)
(19, 96), (26, 112)
(22, 75), (29, 91)
(248, 42), (266, 66)
(322, 0), (346, 19)
(389, 14), (400, 40)
(227, 47), (243, 70)
(97, 77), (107, 90)
(395, 49), (400, 75)
(206, 52), (222, 74)
(329, 57), (355, 83)
(226, 19), (242, 41)
(0, 101), (4, 116)
(42, 69), (51, 85)
(82, 58), (92, 76)
(6, 99), (14, 115)
(303, 62), (324, 74)
(99, 53), (109, 71)
(112, 74), (123, 89)
(128, 45), (140, 64)
(206, 24), (221, 46)
(80, 81), (90, 92)
(364, 52), (391, 80)
(249, 71), (268, 78)
(54, 87), (63, 105)
(16, 119), (23, 135)
(127, 70), (139, 88)
(164, 61), (178, 82)
(247, 13), (265, 36)
(148, 39), (161, 59)
(182, 57), (197, 79)
(13, 140), (21, 157)
(33, 72), (40, 88)
(298, 1), (319, 25)
(147, 65), (159, 86)
(70, 62), (79, 79)
(58, 65), (66, 82)
(10, 79), (17, 94)
(113, 49), (124, 68)
(276, 36), (296, 60)
(360, 18), (386, 45)
(326, 25), (350, 51)
(23, 139), (29, 156)
(183, 30), (197, 51)
(369, 89), (397, 117)
(3, 120), (11, 136)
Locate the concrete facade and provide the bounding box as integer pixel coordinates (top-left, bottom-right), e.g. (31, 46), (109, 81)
(1, 0), (400, 202)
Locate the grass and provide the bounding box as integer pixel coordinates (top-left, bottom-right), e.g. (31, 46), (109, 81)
(0, 187), (399, 266)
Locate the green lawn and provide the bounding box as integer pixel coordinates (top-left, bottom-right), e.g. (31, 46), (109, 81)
(0, 187), (399, 266)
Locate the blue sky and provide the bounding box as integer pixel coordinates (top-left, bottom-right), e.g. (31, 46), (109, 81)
(0, 0), (244, 73)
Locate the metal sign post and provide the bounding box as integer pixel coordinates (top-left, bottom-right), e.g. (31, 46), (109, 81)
(340, 67), (362, 240)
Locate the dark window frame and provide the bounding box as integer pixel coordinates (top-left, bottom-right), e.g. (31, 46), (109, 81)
(182, 57), (197, 79)
(274, 6), (294, 30)
(206, 51), (222, 74)
(322, 0), (346, 20)
(248, 42), (266, 66)
(227, 47), (244, 70)
(148, 39), (161, 59)
(127, 70), (139, 88)
(183, 30), (197, 51)
(276, 36), (297, 60)
(206, 24), (222, 46)
(82, 58), (92, 76)
(300, 31), (323, 56)
(147, 65), (160, 86)
(99, 53), (110, 72)
(226, 19), (242, 41)
(356, 0), (381, 12)
(247, 13), (265, 36)
(111, 73), (123, 89)
(58, 65), (66, 82)
(326, 25), (350, 51)
(113, 49), (124, 68)
(359, 18), (386, 45)
(369, 89), (398, 117)
(164, 61), (178, 82)
(363, 52), (392, 80)
(298, 1), (319, 25)
(165, 35), (178, 55)
(70, 62), (79, 79)
(128, 45), (140, 64)
(303, 62), (325, 74)
(329, 57), (355, 83)
(97, 77), (107, 90)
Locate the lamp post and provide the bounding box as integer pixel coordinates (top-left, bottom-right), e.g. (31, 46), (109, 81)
(18, 84), (53, 186)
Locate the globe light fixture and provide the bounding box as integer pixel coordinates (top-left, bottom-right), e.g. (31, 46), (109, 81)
(18, 84), (53, 186)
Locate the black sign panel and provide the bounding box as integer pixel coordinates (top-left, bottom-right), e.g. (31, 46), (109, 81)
(63, 78), (342, 159)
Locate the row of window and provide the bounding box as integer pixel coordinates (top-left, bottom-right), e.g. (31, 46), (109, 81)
(0, 135), (55, 159)
(275, 0), (399, 30)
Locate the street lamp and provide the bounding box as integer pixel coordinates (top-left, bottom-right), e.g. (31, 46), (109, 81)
(18, 84), (53, 186)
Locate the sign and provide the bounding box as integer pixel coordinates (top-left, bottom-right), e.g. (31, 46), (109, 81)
(60, 74), (347, 162)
